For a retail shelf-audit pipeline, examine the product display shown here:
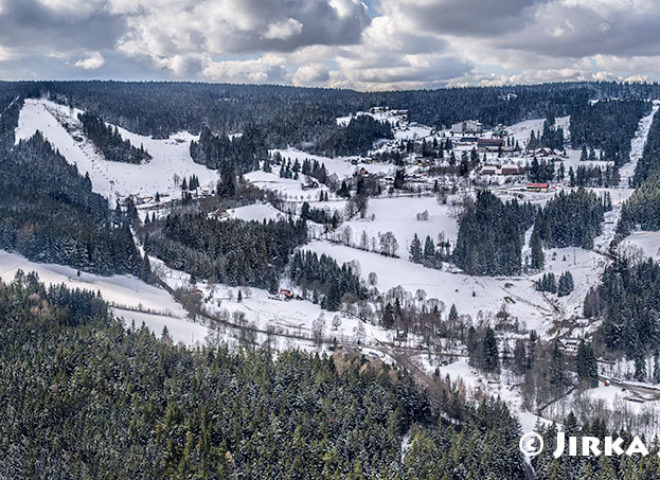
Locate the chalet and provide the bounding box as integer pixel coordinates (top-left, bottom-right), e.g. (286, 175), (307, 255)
(480, 165), (500, 175)
(301, 179), (319, 190)
(526, 182), (549, 192)
(534, 148), (556, 157)
(501, 164), (524, 176)
(451, 120), (482, 135)
(279, 288), (294, 300)
(353, 167), (370, 178)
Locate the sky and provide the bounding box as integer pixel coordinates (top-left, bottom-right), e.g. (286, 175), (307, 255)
(0, 0), (658, 90)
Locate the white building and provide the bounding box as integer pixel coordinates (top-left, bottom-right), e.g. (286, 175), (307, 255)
(451, 120), (483, 135)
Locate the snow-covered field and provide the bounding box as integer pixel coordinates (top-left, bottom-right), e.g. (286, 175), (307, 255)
(150, 254), (396, 349)
(272, 147), (394, 178)
(338, 195), (460, 257)
(225, 202), (287, 222)
(619, 231), (660, 261)
(305, 240), (557, 332)
(243, 169), (330, 201)
(16, 98), (218, 205)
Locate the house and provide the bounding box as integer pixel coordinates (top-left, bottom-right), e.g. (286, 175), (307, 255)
(301, 179), (319, 190)
(451, 120), (482, 135)
(480, 165), (500, 175)
(279, 289), (294, 300)
(526, 182), (549, 192)
(535, 148), (556, 157)
(502, 164), (524, 175)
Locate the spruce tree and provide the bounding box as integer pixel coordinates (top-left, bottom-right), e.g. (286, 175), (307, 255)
(409, 234), (422, 264)
(481, 327), (499, 373)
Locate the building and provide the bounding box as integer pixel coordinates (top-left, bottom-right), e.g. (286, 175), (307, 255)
(477, 138), (504, 150)
(502, 164), (524, 175)
(526, 182), (549, 192)
(451, 120), (482, 135)
(279, 289), (294, 300)
(480, 165), (500, 175)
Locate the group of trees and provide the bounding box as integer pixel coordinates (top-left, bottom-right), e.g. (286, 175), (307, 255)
(467, 326), (500, 373)
(539, 112), (565, 150)
(317, 115), (393, 156)
(142, 214), (306, 292)
(289, 251), (366, 311)
(180, 174), (200, 191)
(570, 164), (620, 187)
(0, 132), (145, 277)
(570, 99), (650, 166)
(531, 188), (609, 250)
(12, 262), (654, 479)
(190, 124), (267, 175)
(593, 258), (660, 377)
(535, 271), (574, 296)
(78, 111), (151, 164)
(409, 233), (446, 268)
(453, 191), (536, 275)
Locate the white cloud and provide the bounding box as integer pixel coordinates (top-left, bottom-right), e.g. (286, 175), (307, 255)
(292, 63), (329, 85)
(263, 18), (303, 40)
(201, 54), (289, 84)
(74, 51), (104, 69)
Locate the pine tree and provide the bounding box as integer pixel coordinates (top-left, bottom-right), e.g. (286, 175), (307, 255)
(531, 231), (544, 270)
(409, 234), (422, 263)
(576, 340), (598, 388)
(481, 327), (499, 373)
(423, 235), (435, 260)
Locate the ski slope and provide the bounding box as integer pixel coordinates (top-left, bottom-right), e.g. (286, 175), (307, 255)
(15, 98), (219, 204)
(619, 104), (659, 187)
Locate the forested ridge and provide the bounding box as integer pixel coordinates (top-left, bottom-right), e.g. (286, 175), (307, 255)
(142, 213), (307, 291)
(1, 80), (659, 155)
(0, 274), (533, 479)
(0, 132), (144, 276)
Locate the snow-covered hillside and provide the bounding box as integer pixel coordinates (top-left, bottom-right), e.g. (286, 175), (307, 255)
(16, 98), (219, 205)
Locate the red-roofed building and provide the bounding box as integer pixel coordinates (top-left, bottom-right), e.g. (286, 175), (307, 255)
(526, 182), (549, 192)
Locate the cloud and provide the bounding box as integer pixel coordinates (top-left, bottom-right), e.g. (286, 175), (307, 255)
(292, 63), (330, 85)
(201, 54), (289, 84)
(0, 0), (127, 52)
(118, 0), (370, 66)
(328, 14), (472, 90)
(378, 0), (548, 36)
(75, 51), (105, 70)
(263, 18), (303, 40)
(1, 0), (660, 88)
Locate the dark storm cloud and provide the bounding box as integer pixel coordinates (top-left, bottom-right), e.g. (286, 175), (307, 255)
(394, 0), (549, 36)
